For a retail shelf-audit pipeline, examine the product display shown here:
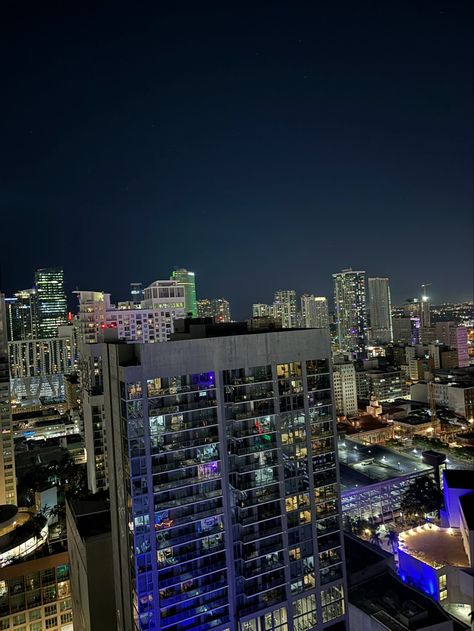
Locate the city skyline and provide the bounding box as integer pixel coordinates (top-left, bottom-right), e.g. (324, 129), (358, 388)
(1, 2), (472, 315)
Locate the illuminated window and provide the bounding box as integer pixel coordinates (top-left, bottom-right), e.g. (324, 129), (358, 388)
(293, 594), (317, 631)
(439, 574), (447, 601)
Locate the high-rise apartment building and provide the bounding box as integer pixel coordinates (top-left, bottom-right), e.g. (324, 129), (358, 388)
(103, 321), (348, 631)
(75, 282), (187, 493)
(197, 298), (231, 323)
(273, 290), (297, 329)
(367, 278), (393, 344)
(5, 288), (37, 341)
(300, 296), (329, 329)
(333, 269), (367, 354)
(0, 293), (17, 505)
(35, 268), (67, 339)
(171, 268), (197, 317)
(252, 304), (274, 318)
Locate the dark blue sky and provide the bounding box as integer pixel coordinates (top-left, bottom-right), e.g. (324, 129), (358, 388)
(1, 1), (472, 318)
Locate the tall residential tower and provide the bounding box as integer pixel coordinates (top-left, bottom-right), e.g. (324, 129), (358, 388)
(300, 296), (329, 329)
(367, 277), (393, 344)
(104, 321), (348, 631)
(0, 293), (17, 505)
(333, 269), (367, 354)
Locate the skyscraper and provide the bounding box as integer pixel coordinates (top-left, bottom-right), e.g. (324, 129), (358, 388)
(35, 267), (67, 338)
(171, 268), (197, 317)
(103, 322), (347, 631)
(333, 269), (367, 354)
(197, 298), (231, 322)
(300, 295), (329, 329)
(273, 290), (297, 328)
(130, 282), (143, 305)
(0, 293), (17, 505)
(367, 277), (393, 344)
(5, 288), (37, 341)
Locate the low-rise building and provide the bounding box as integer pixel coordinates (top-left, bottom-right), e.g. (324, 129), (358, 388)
(397, 469), (474, 628)
(346, 534), (465, 631)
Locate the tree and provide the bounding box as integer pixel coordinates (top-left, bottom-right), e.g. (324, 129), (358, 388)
(385, 529), (398, 552)
(400, 476), (443, 519)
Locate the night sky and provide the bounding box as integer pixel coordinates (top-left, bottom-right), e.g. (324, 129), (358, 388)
(1, 1), (472, 318)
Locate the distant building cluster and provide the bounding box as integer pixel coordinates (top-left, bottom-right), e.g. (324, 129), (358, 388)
(0, 264), (472, 631)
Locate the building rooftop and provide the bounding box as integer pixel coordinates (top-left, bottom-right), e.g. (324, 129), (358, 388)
(339, 439), (432, 490)
(443, 469), (474, 490)
(398, 524), (470, 569)
(349, 569), (467, 631)
(171, 317), (305, 340)
(344, 533), (392, 579)
(68, 496), (111, 539)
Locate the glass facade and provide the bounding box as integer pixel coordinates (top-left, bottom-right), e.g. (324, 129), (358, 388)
(35, 268), (67, 339)
(116, 343), (347, 631)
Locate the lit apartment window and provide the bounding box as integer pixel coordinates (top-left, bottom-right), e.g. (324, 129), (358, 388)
(439, 574), (447, 600)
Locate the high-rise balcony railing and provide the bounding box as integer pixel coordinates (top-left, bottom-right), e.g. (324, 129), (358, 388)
(157, 541), (226, 570)
(154, 488), (222, 511)
(153, 470), (221, 494)
(152, 455), (221, 476)
(158, 503), (224, 530)
(156, 522), (224, 551)
(233, 453), (278, 474)
(241, 536), (285, 561)
(160, 596), (228, 628)
(158, 554), (226, 588)
(240, 521), (283, 544)
(242, 569), (286, 598)
(238, 501), (281, 526)
(159, 579), (227, 608)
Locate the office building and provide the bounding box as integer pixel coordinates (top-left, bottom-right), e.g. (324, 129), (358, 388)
(197, 298), (231, 323)
(333, 269), (367, 354)
(0, 294), (16, 505)
(367, 278), (393, 344)
(171, 268), (197, 317)
(301, 296), (329, 329)
(35, 268), (68, 339)
(273, 290), (297, 329)
(5, 288), (37, 341)
(103, 321), (348, 631)
(332, 363), (358, 417)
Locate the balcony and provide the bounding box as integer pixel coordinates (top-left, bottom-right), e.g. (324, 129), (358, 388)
(159, 580), (227, 608)
(243, 570), (286, 598)
(158, 557), (226, 588)
(160, 506), (224, 530)
(154, 488), (222, 511)
(153, 471), (221, 493)
(160, 597), (228, 628)
(241, 522), (283, 543)
(157, 541), (226, 569)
